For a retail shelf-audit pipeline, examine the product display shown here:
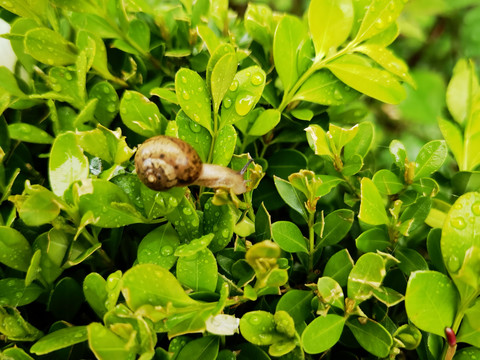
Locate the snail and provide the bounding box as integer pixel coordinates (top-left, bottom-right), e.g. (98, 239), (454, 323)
(134, 135), (247, 194)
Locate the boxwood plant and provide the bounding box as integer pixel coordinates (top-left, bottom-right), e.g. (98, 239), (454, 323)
(0, 0), (480, 359)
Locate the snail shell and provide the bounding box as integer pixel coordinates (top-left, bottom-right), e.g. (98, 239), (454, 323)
(135, 135), (202, 191)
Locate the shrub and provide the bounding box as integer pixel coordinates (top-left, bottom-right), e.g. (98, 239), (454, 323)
(0, 0), (479, 359)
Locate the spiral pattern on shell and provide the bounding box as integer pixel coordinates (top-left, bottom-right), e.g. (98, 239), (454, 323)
(134, 135), (203, 191)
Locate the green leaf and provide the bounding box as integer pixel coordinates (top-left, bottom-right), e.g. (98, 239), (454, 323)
(457, 298), (480, 347)
(248, 109), (281, 137)
(0, 307), (43, 341)
(165, 196), (201, 243)
(372, 286), (404, 307)
(327, 54), (406, 104)
(389, 139), (407, 171)
(317, 277), (345, 311)
(77, 179), (146, 228)
(127, 19), (150, 53)
(275, 290), (315, 326)
(24, 28), (77, 66)
(212, 125), (236, 166)
(87, 323), (135, 360)
(301, 314), (345, 354)
(316, 209), (354, 247)
(137, 223), (179, 270)
(203, 199), (236, 252)
(220, 66), (266, 127)
(0, 67), (26, 97)
(70, 13), (120, 39)
(244, 3), (274, 49)
(396, 247), (429, 275)
(150, 87), (178, 105)
(31, 326), (88, 355)
(197, 24), (221, 54)
(308, 0), (353, 59)
(293, 70), (358, 106)
(122, 263), (198, 310)
(77, 31), (115, 82)
(455, 348), (480, 360)
(88, 81), (119, 127)
(438, 117), (463, 168)
(240, 311), (278, 346)
(355, 0), (405, 42)
(347, 253), (386, 303)
(446, 59), (478, 125)
(356, 44), (414, 86)
(306, 124), (332, 157)
(344, 121), (374, 160)
(2, 347), (35, 360)
(267, 150), (307, 179)
(393, 324), (422, 350)
(273, 15), (307, 93)
(176, 111), (212, 162)
(398, 196), (432, 235)
(272, 221), (308, 253)
(119, 90), (166, 137)
(372, 169), (403, 195)
(177, 248), (218, 292)
(441, 192), (480, 302)
(0, 0), (48, 22)
(48, 132), (89, 197)
(49, 277), (84, 321)
(211, 52), (238, 114)
(405, 271), (458, 337)
(0, 278), (42, 307)
(176, 336), (219, 360)
(50, 0), (98, 13)
(355, 228), (390, 253)
(358, 177), (389, 226)
(83, 273), (108, 319)
(414, 140), (447, 180)
(323, 249), (354, 287)
(346, 318), (393, 358)
(18, 189), (60, 226)
(274, 176), (309, 221)
(176, 68), (212, 133)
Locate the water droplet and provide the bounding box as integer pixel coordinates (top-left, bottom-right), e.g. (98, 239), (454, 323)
(454, 203), (462, 210)
(181, 76), (187, 83)
(333, 89), (343, 101)
(107, 104), (116, 112)
(374, 18), (385, 29)
(193, 114), (200, 122)
(249, 315), (261, 325)
(169, 197), (178, 207)
(251, 72), (264, 86)
(189, 121), (201, 133)
(451, 217), (466, 230)
(229, 80), (239, 92)
(472, 202), (480, 216)
(183, 207), (193, 215)
(65, 73), (73, 81)
(447, 255), (460, 273)
(223, 97), (232, 108)
(161, 245), (173, 256)
(258, 333), (272, 343)
(15, 292), (22, 298)
(182, 90), (190, 100)
(235, 91), (255, 116)
(222, 229), (230, 238)
(124, 92), (132, 99)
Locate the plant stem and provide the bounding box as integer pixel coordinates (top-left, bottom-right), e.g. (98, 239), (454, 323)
(308, 211), (316, 273)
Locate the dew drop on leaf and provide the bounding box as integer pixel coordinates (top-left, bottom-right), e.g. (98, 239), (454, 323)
(472, 202), (480, 216)
(181, 76), (187, 84)
(183, 207), (193, 215)
(168, 197), (178, 207)
(235, 92), (255, 116)
(161, 246), (173, 256)
(182, 90), (190, 100)
(223, 97), (232, 108)
(249, 315), (261, 325)
(451, 217), (466, 230)
(251, 73), (264, 86)
(229, 80), (239, 92)
(447, 255), (460, 273)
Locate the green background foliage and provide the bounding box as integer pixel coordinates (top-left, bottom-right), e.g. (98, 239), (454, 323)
(1, 0), (480, 359)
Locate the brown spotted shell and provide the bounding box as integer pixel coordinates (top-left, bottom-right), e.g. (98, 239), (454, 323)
(134, 135), (202, 191)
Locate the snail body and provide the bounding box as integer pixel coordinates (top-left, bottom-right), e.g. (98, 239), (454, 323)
(135, 135), (247, 194)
